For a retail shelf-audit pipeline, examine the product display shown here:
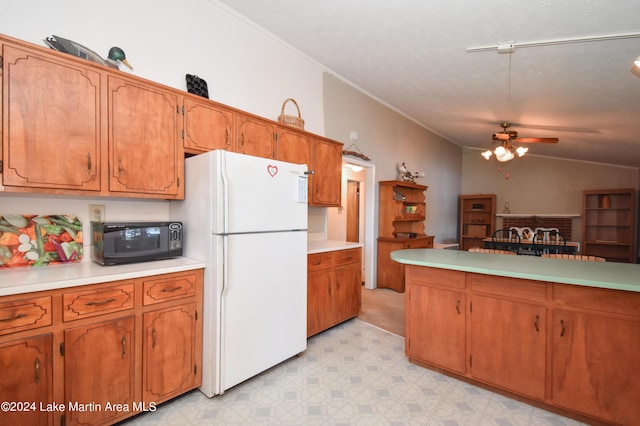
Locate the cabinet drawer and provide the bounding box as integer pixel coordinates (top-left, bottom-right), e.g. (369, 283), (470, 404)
(0, 296), (52, 336)
(143, 272), (197, 305)
(553, 284), (640, 317)
(63, 283), (135, 321)
(334, 248), (361, 266)
(469, 273), (546, 303)
(405, 266), (465, 289)
(307, 253), (333, 272)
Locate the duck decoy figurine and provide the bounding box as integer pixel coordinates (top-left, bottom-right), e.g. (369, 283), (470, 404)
(44, 35), (133, 71)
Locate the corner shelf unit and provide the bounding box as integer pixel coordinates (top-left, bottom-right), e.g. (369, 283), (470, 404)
(377, 180), (434, 292)
(459, 194), (496, 251)
(582, 188), (636, 263)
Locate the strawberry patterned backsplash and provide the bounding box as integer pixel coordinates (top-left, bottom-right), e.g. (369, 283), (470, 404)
(0, 214), (83, 268)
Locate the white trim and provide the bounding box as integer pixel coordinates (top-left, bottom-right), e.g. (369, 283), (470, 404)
(342, 156), (377, 289)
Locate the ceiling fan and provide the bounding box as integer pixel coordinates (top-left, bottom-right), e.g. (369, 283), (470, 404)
(482, 48), (559, 163)
(492, 122), (559, 144)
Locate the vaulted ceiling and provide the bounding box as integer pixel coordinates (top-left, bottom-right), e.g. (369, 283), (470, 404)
(219, 0), (640, 168)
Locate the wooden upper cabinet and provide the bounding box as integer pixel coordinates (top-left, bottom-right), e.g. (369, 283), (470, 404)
(183, 97), (234, 154)
(235, 113), (276, 159)
(107, 76), (184, 198)
(310, 137), (342, 206)
(276, 126), (311, 166)
(1, 43), (101, 191)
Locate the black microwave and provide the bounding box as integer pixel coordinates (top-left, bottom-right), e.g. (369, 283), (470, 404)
(91, 221), (183, 265)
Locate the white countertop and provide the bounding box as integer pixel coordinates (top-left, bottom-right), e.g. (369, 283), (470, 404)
(307, 240), (363, 254)
(0, 257), (206, 297)
(1, 240), (360, 296)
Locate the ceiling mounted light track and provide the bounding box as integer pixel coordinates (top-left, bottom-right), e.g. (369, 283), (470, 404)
(467, 31), (640, 53)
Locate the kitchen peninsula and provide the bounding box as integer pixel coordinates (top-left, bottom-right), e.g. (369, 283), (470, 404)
(391, 248), (640, 425)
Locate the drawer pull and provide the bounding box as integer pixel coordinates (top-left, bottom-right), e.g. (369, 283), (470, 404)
(34, 357), (40, 384)
(85, 298), (115, 307)
(560, 319), (566, 337)
(312, 261), (322, 266)
(534, 315), (540, 332)
(456, 300), (461, 315)
(121, 336), (127, 359)
(344, 256), (352, 260)
(152, 327), (157, 349)
(0, 312), (27, 322)
(160, 286), (183, 293)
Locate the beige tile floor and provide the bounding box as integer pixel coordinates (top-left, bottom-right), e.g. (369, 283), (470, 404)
(119, 319), (586, 425)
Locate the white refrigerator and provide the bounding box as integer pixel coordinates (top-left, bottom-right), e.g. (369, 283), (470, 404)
(170, 149), (308, 397)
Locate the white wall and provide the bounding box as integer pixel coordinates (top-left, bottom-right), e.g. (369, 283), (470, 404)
(322, 74), (463, 244)
(462, 148), (639, 243)
(1, 1), (326, 132)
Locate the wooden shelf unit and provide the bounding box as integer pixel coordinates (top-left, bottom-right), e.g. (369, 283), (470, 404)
(582, 188), (636, 263)
(459, 194), (496, 251)
(377, 181), (433, 292)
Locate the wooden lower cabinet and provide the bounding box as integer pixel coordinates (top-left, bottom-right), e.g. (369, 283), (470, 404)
(64, 316), (136, 426)
(142, 303), (199, 403)
(406, 283), (466, 375)
(0, 269), (203, 426)
(0, 334), (53, 426)
(405, 265), (640, 425)
(377, 236), (433, 292)
(470, 294), (546, 401)
(551, 284), (640, 426)
(307, 247), (362, 337)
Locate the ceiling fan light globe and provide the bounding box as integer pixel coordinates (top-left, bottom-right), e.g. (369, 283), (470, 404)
(496, 149), (514, 162)
(481, 150), (493, 160)
(634, 55), (640, 67)
(516, 146), (528, 157)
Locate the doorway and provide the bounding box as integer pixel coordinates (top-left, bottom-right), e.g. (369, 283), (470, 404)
(346, 180), (360, 242)
(338, 158), (376, 289)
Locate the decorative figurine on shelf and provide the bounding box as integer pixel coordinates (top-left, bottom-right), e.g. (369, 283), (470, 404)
(397, 162), (424, 182)
(44, 35), (133, 71)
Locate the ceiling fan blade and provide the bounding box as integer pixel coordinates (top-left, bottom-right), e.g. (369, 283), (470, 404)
(513, 137), (559, 144)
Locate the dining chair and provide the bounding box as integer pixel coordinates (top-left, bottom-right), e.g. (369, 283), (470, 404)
(532, 229), (568, 255)
(469, 247), (517, 255)
(491, 228), (521, 253)
(542, 254), (606, 262)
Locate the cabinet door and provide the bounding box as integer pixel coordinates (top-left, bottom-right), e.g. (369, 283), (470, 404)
(470, 295), (545, 401)
(143, 303), (198, 403)
(333, 262), (361, 324)
(2, 44), (100, 191)
(108, 76), (183, 197)
(235, 114), (276, 159)
(183, 98), (234, 153)
(406, 285), (466, 374)
(64, 316), (135, 426)
(310, 138), (342, 206)
(307, 269), (333, 337)
(276, 127), (310, 166)
(0, 334), (53, 426)
(552, 310), (640, 425)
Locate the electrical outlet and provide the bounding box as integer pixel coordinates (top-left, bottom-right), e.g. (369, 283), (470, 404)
(89, 204), (105, 222)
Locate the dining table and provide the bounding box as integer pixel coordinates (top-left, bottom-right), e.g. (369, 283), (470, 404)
(482, 237), (580, 255)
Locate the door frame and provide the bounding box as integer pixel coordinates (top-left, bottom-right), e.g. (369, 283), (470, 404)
(342, 156), (377, 289)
